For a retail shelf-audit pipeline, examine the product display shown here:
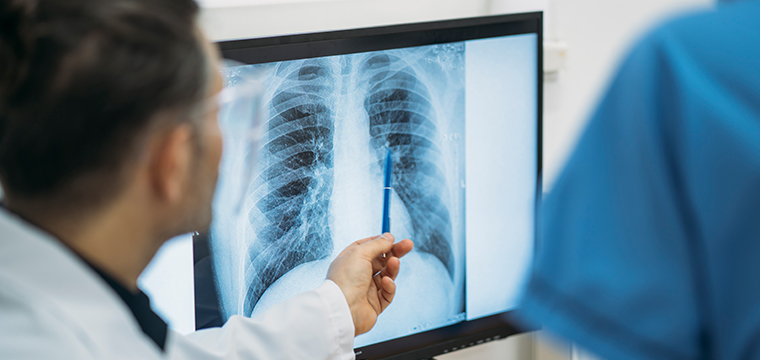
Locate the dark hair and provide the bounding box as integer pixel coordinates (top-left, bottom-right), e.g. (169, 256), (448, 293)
(0, 0), (208, 208)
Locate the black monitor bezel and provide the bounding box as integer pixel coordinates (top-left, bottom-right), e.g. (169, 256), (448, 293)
(214, 11), (543, 360)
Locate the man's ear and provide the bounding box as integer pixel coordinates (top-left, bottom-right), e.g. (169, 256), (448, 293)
(148, 123), (195, 204)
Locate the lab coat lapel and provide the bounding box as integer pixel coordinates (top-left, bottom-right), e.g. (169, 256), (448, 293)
(0, 208), (164, 359)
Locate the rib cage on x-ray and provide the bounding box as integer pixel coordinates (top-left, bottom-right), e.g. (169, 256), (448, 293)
(243, 59), (336, 316)
(219, 45), (465, 319)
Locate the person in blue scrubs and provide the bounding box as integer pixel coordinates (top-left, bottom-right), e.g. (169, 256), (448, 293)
(518, 1), (760, 359)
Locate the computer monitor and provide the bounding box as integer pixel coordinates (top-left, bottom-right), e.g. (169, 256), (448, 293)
(194, 12), (542, 360)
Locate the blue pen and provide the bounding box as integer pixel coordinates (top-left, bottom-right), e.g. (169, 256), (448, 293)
(381, 149), (392, 234)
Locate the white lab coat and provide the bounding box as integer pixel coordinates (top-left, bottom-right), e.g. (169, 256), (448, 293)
(0, 207), (356, 359)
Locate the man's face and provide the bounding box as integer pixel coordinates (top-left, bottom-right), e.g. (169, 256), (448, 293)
(181, 30), (224, 233)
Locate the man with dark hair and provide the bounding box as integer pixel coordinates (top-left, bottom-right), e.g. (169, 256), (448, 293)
(0, 0), (413, 358)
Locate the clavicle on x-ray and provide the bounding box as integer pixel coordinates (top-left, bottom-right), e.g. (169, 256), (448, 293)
(208, 43), (467, 346)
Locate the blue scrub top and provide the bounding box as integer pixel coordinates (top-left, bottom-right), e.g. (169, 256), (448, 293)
(518, 1), (760, 359)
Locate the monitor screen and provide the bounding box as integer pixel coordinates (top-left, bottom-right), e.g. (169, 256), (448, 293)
(188, 12), (541, 360)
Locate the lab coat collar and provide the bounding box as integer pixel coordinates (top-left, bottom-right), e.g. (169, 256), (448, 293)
(0, 207), (164, 359)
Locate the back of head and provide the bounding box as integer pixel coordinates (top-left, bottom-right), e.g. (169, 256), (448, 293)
(0, 0), (208, 211)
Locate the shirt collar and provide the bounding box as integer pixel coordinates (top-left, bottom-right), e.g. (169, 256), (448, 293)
(87, 264), (168, 351)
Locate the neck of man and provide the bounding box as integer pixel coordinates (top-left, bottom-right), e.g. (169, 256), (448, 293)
(5, 193), (164, 292)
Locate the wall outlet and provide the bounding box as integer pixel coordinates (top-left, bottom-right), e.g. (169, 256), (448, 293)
(544, 40), (568, 74)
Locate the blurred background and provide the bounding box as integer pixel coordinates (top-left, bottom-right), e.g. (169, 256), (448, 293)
(198, 0), (714, 358)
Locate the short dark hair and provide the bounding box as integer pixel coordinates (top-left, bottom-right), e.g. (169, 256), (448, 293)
(0, 0), (208, 208)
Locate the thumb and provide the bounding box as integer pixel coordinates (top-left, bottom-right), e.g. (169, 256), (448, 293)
(357, 233), (395, 260)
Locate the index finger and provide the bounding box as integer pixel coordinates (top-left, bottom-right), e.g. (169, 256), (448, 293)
(353, 234), (395, 262)
(388, 239), (414, 259)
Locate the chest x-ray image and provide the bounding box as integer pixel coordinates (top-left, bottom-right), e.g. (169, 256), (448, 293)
(196, 42), (467, 347)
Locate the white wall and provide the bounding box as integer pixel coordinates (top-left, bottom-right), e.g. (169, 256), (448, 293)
(200, 0), (554, 42)
(200, 0), (493, 41)
(540, 0), (713, 190)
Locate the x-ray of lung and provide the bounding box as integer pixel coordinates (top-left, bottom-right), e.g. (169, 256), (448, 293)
(198, 42), (467, 347)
